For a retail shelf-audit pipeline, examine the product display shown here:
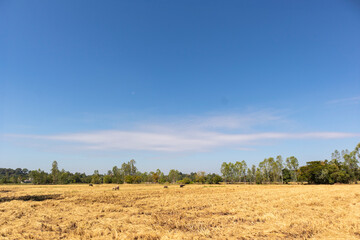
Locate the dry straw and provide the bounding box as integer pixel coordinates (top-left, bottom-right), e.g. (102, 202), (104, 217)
(0, 184), (360, 239)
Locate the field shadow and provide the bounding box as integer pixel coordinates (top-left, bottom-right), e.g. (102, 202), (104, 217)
(0, 190), (12, 193)
(0, 194), (62, 203)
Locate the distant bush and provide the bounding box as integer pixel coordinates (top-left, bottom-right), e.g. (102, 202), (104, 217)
(103, 175), (112, 184)
(178, 177), (191, 184)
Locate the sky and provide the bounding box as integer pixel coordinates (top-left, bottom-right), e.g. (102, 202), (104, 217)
(1, 0), (360, 174)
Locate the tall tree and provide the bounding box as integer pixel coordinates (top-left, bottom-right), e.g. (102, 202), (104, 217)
(129, 159), (137, 176)
(240, 160), (247, 182)
(259, 158), (272, 183)
(112, 166), (123, 183)
(255, 168), (262, 184)
(168, 169), (180, 183)
(121, 162), (131, 176)
(286, 156), (299, 182)
(234, 161), (242, 182)
(331, 150), (342, 167)
(91, 170), (100, 184)
(51, 161), (59, 184)
(221, 162), (231, 182)
(276, 155), (284, 183)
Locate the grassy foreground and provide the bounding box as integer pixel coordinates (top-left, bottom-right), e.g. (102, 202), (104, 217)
(1, 184), (360, 239)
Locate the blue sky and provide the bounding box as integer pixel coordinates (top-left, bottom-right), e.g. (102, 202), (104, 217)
(1, 0), (359, 174)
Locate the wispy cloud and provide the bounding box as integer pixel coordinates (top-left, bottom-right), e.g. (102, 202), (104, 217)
(7, 130), (360, 152)
(5, 111), (359, 153)
(135, 110), (288, 132)
(327, 96), (360, 105)
(184, 111), (283, 130)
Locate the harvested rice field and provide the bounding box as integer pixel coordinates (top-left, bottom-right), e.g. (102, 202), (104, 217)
(1, 184), (360, 239)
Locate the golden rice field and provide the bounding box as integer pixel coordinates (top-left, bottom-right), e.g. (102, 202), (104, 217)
(1, 184), (360, 239)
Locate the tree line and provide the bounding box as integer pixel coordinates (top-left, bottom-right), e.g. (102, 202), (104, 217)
(0, 159), (223, 185)
(220, 143), (360, 184)
(1, 142), (359, 185)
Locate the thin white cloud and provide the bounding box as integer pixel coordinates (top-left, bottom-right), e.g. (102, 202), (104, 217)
(5, 111), (359, 153)
(7, 130), (360, 152)
(135, 110), (287, 132)
(186, 111), (283, 129)
(327, 96), (360, 105)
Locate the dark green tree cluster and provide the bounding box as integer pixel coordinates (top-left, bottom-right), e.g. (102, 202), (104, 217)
(0, 168), (29, 183)
(299, 144), (360, 184)
(29, 168), (91, 184)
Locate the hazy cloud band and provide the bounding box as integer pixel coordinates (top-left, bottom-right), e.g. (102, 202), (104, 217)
(7, 131), (360, 152)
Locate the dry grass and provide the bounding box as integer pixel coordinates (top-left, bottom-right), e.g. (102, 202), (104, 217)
(1, 184), (360, 239)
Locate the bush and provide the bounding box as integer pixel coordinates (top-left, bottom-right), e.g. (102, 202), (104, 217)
(178, 177), (191, 184)
(124, 175), (134, 184)
(212, 175), (223, 184)
(103, 175), (112, 184)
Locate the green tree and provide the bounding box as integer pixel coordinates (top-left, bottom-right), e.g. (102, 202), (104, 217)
(168, 169), (180, 183)
(129, 159), (137, 176)
(180, 177), (191, 184)
(195, 171), (206, 184)
(299, 161), (351, 184)
(59, 169), (70, 184)
(234, 160), (247, 183)
(51, 161), (60, 184)
(212, 174), (223, 184)
(121, 162), (131, 176)
(91, 170), (101, 184)
(286, 156), (299, 182)
(221, 162), (231, 182)
(120, 159), (138, 182)
(29, 169), (50, 184)
(344, 147), (359, 182)
(124, 175), (134, 184)
(259, 158), (272, 183)
(276, 155), (284, 183)
(246, 168), (253, 183)
(282, 168), (292, 184)
(151, 169), (165, 183)
(103, 175), (112, 183)
(205, 173), (223, 184)
(152, 171), (159, 183)
(255, 168), (263, 184)
(251, 165), (256, 184)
